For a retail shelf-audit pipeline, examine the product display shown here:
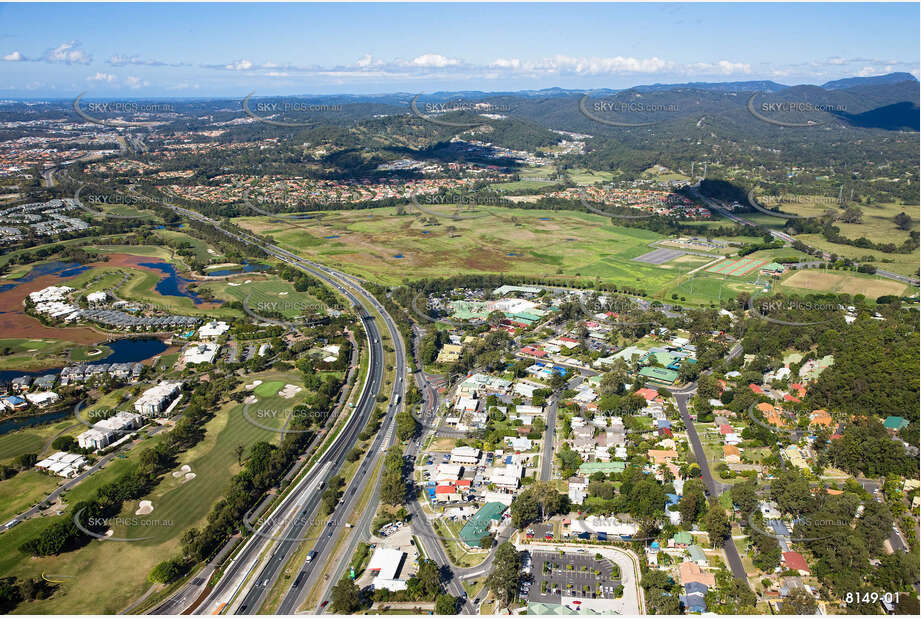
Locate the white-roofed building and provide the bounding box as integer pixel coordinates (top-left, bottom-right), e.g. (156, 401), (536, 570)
(86, 291), (108, 304)
(183, 342), (220, 364)
(450, 446), (481, 465)
(490, 463), (522, 490)
(25, 391), (59, 407)
(198, 320), (230, 339)
(367, 547), (408, 591)
(134, 381), (182, 416)
(436, 463), (464, 482)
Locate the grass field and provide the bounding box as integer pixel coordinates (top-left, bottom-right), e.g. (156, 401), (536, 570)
(778, 269), (908, 299)
(199, 277), (325, 320)
(235, 206), (689, 297)
(153, 229), (216, 262)
(567, 168), (616, 185)
(0, 368), (314, 613)
(0, 338), (109, 371)
(0, 419), (81, 464)
(0, 469), (61, 523)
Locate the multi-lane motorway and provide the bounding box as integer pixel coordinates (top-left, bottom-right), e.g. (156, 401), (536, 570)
(133, 199), (408, 615)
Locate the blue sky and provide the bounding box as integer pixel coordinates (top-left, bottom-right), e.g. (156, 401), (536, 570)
(0, 2), (918, 97)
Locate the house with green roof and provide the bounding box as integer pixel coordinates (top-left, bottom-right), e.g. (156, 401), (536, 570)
(884, 416), (909, 431)
(460, 502), (506, 547)
(640, 366), (679, 385)
(761, 262), (785, 275)
(672, 531), (693, 547)
(687, 544), (707, 565)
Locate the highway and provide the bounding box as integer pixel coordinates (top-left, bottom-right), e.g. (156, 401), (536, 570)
(133, 199), (406, 615)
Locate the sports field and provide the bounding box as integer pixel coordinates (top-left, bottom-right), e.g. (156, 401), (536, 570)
(779, 269), (908, 299)
(706, 257), (770, 276)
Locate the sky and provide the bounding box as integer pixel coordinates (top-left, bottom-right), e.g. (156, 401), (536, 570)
(0, 2), (918, 98)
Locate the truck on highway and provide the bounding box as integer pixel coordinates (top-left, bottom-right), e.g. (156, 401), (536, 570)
(306, 550), (317, 563)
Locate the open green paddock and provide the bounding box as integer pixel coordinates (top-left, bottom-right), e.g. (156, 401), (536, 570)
(0, 369), (315, 613)
(199, 278), (326, 320)
(0, 470), (61, 524)
(236, 206), (688, 295)
(0, 418), (82, 464)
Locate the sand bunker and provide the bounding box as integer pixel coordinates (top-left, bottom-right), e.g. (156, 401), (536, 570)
(245, 395), (258, 404)
(172, 470), (183, 478)
(184, 472), (197, 481)
(87, 348), (104, 356)
(245, 379), (263, 390)
(180, 464), (191, 473)
(135, 500), (154, 515)
(278, 384), (303, 399)
(278, 291), (288, 296)
(228, 282), (240, 287)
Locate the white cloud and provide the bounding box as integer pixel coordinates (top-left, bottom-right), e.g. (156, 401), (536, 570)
(225, 59), (254, 71)
(87, 72), (117, 83)
(408, 54), (461, 68)
(2, 51), (24, 62)
(44, 41), (91, 65)
(124, 76), (150, 89)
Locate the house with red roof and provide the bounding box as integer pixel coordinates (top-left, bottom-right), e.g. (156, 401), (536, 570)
(719, 424), (734, 435)
(635, 387), (660, 402)
(782, 551), (810, 575)
(519, 345), (547, 358)
(749, 384), (764, 395)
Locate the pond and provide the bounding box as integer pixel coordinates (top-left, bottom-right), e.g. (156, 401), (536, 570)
(139, 262), (215, 304)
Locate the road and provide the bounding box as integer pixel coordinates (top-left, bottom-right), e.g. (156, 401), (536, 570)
(691, 185), (919, 287)
(132, 198), (401, 615)
(667, 342), (749, 585)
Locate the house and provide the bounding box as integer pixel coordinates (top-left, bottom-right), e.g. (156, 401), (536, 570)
(883, 416), (909, 431)
(639, 366), (678, 385)
(723, 444), (741, 464)
(25, 391), (60, 407)
(678, 561), (715, 587)
(454, 396), (479, 414)
(568, 478), (588, 505)
(724, 432), (741, 446)
(782, 444), (810, 470)
(436, 344), (463, 364)
(672, 531), (693, 548)
(782, 551), (811, 575)
(809, 409), (832, 427)
(505, 436), (532, 451)
(719, 424), (734, 435)
(648, 449), (678, 465)
(0, 395), (28, 411)
(680, 591), (707, 613)
(687, 545), (707, 566)
(635, 387), (660, 402)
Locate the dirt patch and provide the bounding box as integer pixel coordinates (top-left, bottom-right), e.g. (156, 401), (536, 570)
(783, 269), (906, 299)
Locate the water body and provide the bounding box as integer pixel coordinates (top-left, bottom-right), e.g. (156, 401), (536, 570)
(139, 262), (214, 304)
(0, 261), (89, 290)
(0, 406), (75, 437)
(205, 261), (271, 277)
(0, 337), (168, 385)
(324, 235), (340, 239)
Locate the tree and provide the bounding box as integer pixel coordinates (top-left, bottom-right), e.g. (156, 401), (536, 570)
(485, 542), (521, 606)
(729, 480), (758, 518)
(330, 577), (363, 613)
(413, 559), (441, 599)
(435, 593), (459, 614)
(893, 211), (912, 231)
(782, 587), (818, 614)
(51, 436), (78, 452)
(234, 444), (245, 466)
(396, 411), (419, 441)
(148, 558), (187, 584)
(704, 505), (730, 545)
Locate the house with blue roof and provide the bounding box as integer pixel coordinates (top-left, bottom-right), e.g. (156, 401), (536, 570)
(680, 591), (707, 613)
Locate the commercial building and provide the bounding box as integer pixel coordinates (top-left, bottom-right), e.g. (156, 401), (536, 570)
(183, 342), (220, 364)
(367, 547), (407, 592)
(134, 381), (183, 416)
(450, 446), (481, 465)
(198, 320), (230, 339)
(460, 502), (507, 547)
